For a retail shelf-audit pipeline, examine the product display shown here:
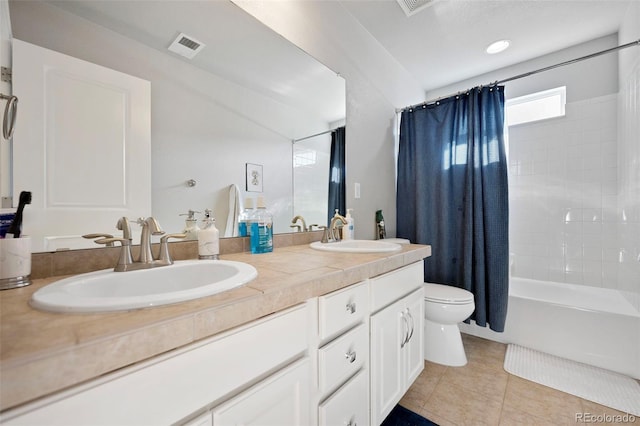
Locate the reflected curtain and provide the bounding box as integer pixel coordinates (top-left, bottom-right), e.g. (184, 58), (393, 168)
(396, 86), (509, 332)
(327, 126), (346, 225)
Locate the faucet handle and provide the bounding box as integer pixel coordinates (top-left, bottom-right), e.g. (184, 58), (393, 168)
(94, 237), (134, 272)
(319, 226), (330, 243)
(158, 233), (187, 264)
(83, 233), (115, 246)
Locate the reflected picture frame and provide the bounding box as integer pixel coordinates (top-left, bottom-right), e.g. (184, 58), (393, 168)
(246, 163), (263, 192)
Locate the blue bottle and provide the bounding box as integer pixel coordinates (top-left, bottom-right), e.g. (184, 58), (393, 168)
(250, 196), (273, 254)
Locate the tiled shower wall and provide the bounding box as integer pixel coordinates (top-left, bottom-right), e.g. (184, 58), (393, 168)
(617, 54), (640, 294)
(508, 93), (625, 289)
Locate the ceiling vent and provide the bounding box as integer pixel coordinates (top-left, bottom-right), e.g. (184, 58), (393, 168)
(396, 0), (439, 17)
(168, 33), (205, 59)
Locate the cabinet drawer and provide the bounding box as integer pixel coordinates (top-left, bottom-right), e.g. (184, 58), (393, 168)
(319, 369), (369, 426)
(370, 261), (423, 313)
(318, 281), (367, 341)
(318, 323), (367, 395)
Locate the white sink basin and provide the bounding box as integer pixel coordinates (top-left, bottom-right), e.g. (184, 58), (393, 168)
(310, 239), (403, 253)
(30, 260), (258, 313)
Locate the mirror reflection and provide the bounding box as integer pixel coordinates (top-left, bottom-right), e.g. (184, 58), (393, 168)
(7, 0), (346, 252)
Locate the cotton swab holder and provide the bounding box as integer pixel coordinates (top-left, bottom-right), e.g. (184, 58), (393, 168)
(0, 237), (32, 290)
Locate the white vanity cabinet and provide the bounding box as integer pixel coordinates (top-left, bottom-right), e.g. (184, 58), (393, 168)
(369, 262), (424, 426)
(316, 281), (370, 425)
(2, 304), (310, 426)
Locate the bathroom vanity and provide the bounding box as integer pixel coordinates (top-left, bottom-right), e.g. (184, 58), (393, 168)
(0, 242), (430, 425)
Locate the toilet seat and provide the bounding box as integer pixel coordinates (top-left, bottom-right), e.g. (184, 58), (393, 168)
(424, 283), (474, 305)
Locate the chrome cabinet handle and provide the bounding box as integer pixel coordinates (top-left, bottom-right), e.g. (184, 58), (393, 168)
(406, 308), (415, 343)
(1, 94), (18, 140)
(400, 310), (410, 348)
(346, 302), (356, 314)
(345, 350), (357, 363)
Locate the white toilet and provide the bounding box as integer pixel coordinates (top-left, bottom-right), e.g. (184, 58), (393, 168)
(423, 283), (475, 367)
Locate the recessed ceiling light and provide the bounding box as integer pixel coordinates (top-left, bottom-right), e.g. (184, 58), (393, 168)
(486, 40), (510, 54)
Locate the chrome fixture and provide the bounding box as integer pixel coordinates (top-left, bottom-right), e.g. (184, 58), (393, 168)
(82, 233), (115, 246)
(91, 217), (185, 272)
(116, 216), (133, 242)
(159, 233), (187, 264)
(137, 216), (164, 264)
(290, 215), (308, 232)
(321, 214), (347, 243)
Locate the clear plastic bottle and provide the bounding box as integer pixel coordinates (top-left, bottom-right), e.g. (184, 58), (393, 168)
(344, 209), (355, 240)
(238, 198), (254, 237)
(250, 196), (273, 254)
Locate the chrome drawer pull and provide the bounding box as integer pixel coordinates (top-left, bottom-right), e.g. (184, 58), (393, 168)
(345, 350), (357, 363)
(346, 302), (356, 314)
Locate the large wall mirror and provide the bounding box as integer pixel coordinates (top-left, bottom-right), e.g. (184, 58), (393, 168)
(7, 0), (345, 252)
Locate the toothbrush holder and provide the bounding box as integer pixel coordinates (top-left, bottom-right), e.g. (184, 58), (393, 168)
(0, 237), (32, 290)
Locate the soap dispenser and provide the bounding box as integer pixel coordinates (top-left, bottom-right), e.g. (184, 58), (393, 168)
(198, 209), (219, 260)
(344, 209), (355, 240)
(179, 210), (201, 240)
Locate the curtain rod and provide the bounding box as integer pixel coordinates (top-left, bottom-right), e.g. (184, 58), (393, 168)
(292, 126), (341, 143)
(397, 38), (640, 113)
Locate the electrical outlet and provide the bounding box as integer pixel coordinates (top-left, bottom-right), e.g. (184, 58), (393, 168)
(355, 183), (361, 199)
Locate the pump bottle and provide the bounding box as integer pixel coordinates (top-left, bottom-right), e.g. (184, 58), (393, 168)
(198, 209), (220, 259)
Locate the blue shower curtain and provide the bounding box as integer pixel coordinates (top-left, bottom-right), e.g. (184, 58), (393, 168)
(396, 86), (509, 332)
(327, 126), (346, 225)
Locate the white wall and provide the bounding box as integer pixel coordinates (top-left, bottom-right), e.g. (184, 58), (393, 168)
(9, 0), (333, 238)
(293, 134), (331, 228)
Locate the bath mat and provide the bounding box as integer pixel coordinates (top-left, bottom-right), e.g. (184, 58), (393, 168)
(504, 344), (640, 416)
(382, 405), (438, 426)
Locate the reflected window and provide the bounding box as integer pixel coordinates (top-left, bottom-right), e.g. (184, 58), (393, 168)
(294, 149), (317, 168)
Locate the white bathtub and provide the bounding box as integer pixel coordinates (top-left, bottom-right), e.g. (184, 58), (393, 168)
(459, 277), (640, 379)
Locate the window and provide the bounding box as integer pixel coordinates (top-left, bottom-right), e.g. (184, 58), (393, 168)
(506, 86), (566, 127)
(293, 149), (317, 168)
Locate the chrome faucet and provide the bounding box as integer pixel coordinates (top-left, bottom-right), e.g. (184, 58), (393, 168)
(137, 216), (164, 264)
(290, 215), (308, 232)
(322, 214), (347, 243)
(90, 217), (186, 272)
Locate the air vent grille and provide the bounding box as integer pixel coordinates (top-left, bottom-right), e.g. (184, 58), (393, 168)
(168, 32), (205, 59)
(396, 0), (438, 16)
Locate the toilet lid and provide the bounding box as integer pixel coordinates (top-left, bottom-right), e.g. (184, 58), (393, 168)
(424, 283), (474, 304)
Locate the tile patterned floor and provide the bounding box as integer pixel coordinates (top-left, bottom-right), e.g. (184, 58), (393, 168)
(400, 334), (638, 425)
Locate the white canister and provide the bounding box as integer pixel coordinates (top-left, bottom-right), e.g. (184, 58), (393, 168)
(0, 236), (32, 289)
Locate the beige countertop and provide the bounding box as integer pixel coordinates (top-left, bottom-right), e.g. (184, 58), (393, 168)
(0, 243), (431, 412)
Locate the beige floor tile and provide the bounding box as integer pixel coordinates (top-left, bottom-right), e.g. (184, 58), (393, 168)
(425, 381), (504, 425)
(438, 360), (509, 404)
(499, 405), (560, 425)
(503, 375), (583, 425)
(417, 407), (460, 426)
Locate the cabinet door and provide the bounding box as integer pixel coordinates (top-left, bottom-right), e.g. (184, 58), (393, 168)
(12, 39), (151, 251)
(319, 369), (369, 426)
(370, 297), (405, 426)
(404, 289), (425, 387)
(212, 359), (310, 426)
